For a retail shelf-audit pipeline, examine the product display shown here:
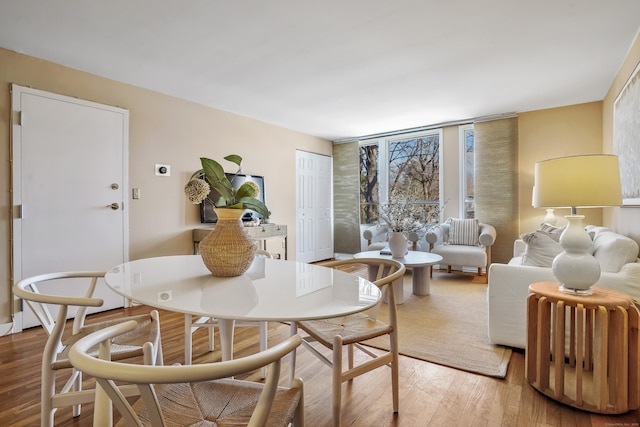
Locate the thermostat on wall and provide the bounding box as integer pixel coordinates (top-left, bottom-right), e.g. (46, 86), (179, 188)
(155, 164), (171, 176)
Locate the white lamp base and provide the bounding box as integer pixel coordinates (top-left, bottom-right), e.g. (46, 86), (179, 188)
(551, 215), (600, 294)
(543, 208), (557, 225)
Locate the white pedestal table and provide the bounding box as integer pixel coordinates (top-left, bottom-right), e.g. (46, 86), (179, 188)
(354, 250), (443, 303)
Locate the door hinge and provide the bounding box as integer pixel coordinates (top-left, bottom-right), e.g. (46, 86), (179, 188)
(14, 205), (23, 219)
(18, 111), (23, 126)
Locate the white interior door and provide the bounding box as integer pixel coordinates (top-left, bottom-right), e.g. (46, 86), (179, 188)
(12, 85), (129, 329)
(295, 150), (333, 262)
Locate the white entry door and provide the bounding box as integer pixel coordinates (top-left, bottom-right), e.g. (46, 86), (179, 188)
(12, 85), (129, 329)
(295, 150), (333, 263)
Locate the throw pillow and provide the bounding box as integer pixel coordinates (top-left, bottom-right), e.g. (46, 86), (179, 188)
(592, 230), (640, 273)
(520, 231), (563, 268)
(448, 218), (480, 246)
(537, 223), (565, 242)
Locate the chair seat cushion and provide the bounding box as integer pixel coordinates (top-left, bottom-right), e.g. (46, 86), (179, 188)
(298, 312), (393, 347)
(119, 378), (301, 427)
(431, 244), (487, 268)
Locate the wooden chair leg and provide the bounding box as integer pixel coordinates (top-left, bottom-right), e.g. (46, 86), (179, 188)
(478, 267), (482, 276)
(333, 335), (344, 427)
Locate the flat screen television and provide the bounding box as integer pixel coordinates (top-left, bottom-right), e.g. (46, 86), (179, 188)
(200, 173), (266, 223)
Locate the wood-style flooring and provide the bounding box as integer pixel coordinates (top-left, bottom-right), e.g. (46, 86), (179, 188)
(0, 305), (639, 426)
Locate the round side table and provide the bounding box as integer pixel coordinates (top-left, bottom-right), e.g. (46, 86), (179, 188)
(525, 282), (640, 414)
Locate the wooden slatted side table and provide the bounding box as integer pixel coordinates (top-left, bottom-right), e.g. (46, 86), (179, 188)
(525, 282), (640, 414)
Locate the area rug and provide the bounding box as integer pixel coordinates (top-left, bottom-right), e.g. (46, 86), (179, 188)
(363, 271), (512, 378)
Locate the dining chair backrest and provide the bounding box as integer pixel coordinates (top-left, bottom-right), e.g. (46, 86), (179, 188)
(316, 257), (406, 316)
(69, 320), (304, 427)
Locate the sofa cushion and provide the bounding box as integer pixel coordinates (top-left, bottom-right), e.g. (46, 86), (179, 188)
(537, 222), (565, 241)
(447, 218), (479, 246)
(520, 231), (563, 268)
(592, 230), (639, 273)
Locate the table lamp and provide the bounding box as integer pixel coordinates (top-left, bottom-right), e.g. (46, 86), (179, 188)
(532, 154), (622, 294)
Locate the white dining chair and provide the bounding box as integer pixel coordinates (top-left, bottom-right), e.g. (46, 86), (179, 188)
(12, 271), (163, 427)
(289, 257), (406, 427)
(69, 320), (304, 426)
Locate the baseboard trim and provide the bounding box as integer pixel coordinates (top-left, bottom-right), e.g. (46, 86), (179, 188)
(0, 322), (15, 336)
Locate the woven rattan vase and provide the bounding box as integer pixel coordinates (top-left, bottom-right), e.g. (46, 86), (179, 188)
(199, 208), (257, 277)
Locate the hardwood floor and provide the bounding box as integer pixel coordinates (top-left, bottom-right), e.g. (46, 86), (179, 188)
(1, 305), (639, 426)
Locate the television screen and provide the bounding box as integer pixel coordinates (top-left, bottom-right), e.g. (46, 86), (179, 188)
(200, 173), (265, 223)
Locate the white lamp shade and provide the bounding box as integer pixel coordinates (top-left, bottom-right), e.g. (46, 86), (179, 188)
(532, 155), (622, 209)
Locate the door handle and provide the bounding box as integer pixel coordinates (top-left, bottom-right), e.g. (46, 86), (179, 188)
(106, 203), (120, 210)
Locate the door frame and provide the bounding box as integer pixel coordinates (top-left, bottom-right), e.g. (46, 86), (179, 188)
(10, 84), (130, 332)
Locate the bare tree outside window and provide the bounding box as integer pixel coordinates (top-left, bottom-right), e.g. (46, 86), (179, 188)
(388, 135), (441, 227)
(359, 132), (441, 229)
(359, 144), (379, 224)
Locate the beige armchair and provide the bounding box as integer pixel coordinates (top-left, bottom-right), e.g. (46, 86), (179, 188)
(425, 218), (497, 277)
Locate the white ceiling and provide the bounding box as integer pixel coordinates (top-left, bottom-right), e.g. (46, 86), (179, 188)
(1, 1), (639, 141)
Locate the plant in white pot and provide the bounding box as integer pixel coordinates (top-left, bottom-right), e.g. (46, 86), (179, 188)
(185, 154), (270, 276)
(378, 201), (445, 257)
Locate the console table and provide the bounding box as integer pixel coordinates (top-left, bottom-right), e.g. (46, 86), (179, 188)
(525, 282), (640, 414)
(193, 224), (288, 259)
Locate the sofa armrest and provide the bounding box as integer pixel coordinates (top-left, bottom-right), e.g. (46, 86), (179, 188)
(363, 224), (388, 245)
(478, 223), (497, 247)
(487, 260), (640, 350)
(487, 263), (558, 348)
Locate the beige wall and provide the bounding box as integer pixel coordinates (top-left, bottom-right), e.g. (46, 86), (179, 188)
(603, 31), (640, 242)
(0, 48), (332, 325)
(517, 102), (604, 234)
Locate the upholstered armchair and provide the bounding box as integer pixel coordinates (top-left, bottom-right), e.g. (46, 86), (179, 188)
(425, 218), (497, 277)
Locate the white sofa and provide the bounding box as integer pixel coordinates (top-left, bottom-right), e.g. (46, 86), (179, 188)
(488, 225), (640, 349)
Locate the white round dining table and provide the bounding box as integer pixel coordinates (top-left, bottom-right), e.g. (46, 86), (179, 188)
(105, 255), (381, 362)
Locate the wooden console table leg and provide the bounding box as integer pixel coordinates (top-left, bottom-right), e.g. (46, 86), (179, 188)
(536, 296), (551, 390)
(526, 294), (539, 382)
(629, 305), (640, 409)
(576, 303), (585, 406)
(594, 306), (609, 411)
(554, 301), (565, 399)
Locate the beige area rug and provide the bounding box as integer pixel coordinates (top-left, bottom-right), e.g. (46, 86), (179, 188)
(363, 271), (512, 378)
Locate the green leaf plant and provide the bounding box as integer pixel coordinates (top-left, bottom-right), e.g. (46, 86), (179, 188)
(184, 154), (270, 219)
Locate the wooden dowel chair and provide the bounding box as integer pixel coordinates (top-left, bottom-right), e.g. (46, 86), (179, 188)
(69, 320), (305, 427)
(12, 271), (163, 427)
(289, 257), (406, 427)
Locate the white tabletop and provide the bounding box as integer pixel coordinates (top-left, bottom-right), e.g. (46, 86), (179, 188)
(105, 255), (381, 322)
(354, 250), (443, 267)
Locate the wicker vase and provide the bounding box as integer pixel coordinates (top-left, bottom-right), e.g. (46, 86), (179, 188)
(198, 208), (257, 277)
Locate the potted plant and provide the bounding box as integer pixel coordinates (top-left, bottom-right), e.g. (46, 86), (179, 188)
(185, 154), (269, 277)
(184, 154), (269, 218)
(378, 201), (446, 257)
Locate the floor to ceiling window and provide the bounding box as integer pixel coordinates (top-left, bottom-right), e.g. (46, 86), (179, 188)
(359, 129), (443, 227)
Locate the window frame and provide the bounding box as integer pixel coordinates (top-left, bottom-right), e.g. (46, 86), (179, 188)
(359, 128), (444, 225)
